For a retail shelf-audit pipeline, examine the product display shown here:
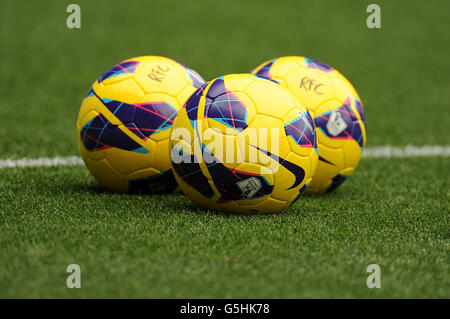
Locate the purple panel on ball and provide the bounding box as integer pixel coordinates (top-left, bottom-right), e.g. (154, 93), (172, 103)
(184, 86), (203, 124)
(133, 102), (177, 137)
(253, 60), (275, 80)
(80, 113), (143, 152)
(100, 96), (177, 139)
(206, 78), (227, 99)
(285, 111), (317, 149)
(124, 122), (147, 140)
(205, 90), (248, 132)
(315, 98), (364, 148)
(350, 121), (364, 148)
(171, 146), (215, 198)
(98, 61), (139, 83)
(354, 98), (365, 124)
(102, 98), (135, 123)
(305, 57), (334, 73)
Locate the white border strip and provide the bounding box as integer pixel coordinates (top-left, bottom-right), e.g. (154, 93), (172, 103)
(0, 145), (448, 169)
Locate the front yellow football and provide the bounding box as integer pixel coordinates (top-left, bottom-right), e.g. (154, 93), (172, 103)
(76, 56), (205, 193)
(170, 74), (318, 213)
(252, 56), (367, 194)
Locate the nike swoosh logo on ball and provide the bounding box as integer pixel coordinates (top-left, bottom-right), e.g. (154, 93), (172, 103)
(319, 155), (335, 165)
(251, 145), (305, 190)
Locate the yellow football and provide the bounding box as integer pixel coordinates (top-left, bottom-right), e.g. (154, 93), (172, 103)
(252, 56), (366, 194)
(170, 74), (318, 213)
(76, 56), (204, 193)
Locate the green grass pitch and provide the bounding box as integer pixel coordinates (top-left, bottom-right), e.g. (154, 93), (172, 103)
(0, 0), (448, 298)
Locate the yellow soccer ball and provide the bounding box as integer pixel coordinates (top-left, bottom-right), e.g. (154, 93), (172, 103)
(252, 56), (367, 194)
(170, 74), (318, 213)
(76, 56), (205, 193)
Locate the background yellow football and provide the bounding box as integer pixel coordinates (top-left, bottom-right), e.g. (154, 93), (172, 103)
(252, 56), (366, 194)
(77, 56), (204, 193)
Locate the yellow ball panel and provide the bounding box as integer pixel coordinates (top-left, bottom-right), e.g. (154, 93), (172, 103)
(220, 74), (256, 92)
(342, 139), (362, 172)
(152, 139), (172, 173)
(85, 157), (127, 192)
(331, 78), (357, 103)
(237, 114), (288, 162)
(283, 68), (336, 114)
(99, 142), (153, 175)
(309, 149), (319, 179)
(268, 57), (300, 77)
(271, 151), (309, 201)
(127, 167), (163, 183)
(77, 96), (105, 129)
(340, 166), (355, 176)
(177, 83), (199, 107)
(244, 79), (300, 121)
(94, 78), (144, 103)
(306, 145), (344, 194)
(333, 73), (360, 100)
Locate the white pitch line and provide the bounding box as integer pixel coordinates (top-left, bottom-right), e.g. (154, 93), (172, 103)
(362, 145), (450, 158)
(0, 156), (83, 169)
(0, 145), (448, 169)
